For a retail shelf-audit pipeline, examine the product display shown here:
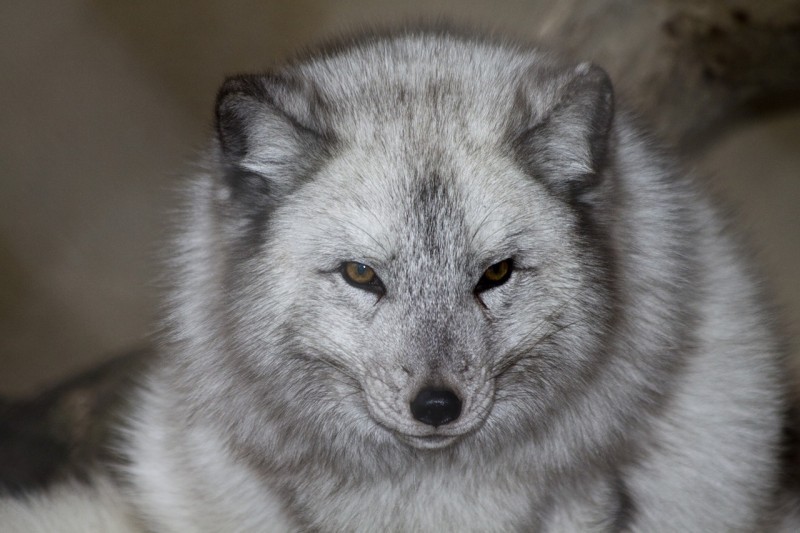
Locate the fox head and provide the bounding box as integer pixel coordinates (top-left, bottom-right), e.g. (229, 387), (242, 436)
(168, 33), (631, 476)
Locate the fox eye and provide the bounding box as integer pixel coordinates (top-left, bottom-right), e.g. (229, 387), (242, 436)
(341, 262), (385, 295)
(474, 259), (513, 293)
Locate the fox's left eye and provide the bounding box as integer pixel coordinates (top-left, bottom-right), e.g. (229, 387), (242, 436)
(341, 262), (385, 295)
(474, 259), (513, 293)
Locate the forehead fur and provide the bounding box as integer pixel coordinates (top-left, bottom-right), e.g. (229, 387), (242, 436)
(286, 32), (553, 145)
(240, 32), (581, 272)
(275, 136), (565, 277)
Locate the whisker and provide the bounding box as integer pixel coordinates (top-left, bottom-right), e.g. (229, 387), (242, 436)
(468, 206), (503, 247)
(335, 214), (390, 257)
(491, 289), (589, 376)
(290, 333), (372, 390)
(468, 212), (531, 251)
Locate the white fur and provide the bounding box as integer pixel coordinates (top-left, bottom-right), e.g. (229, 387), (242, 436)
(0, 478), (140, 533)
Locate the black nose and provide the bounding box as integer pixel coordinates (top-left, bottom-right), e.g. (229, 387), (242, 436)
(410, 388), (462, 427)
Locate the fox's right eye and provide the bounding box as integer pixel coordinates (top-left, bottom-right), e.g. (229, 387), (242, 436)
(474, 259), (514, 294)
(341, 262), (385, 295)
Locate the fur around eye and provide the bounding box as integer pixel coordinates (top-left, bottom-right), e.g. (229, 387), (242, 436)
(474, 259), (513, 293)
(341, 262), (385, 295)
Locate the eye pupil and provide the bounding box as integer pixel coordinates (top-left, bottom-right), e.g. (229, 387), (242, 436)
(475, 259), (513, 294)
(345, 262), (374, 282)
(342, 261), (384, 295)
(486, 260), (508, 280)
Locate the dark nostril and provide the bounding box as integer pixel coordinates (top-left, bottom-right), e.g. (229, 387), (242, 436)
(410, 388), (462, 427)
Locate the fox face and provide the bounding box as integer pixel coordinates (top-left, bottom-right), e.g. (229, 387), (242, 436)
(197, 34), (618, 463)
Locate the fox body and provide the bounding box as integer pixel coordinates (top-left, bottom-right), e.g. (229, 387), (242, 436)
(1, 31), (793, 532)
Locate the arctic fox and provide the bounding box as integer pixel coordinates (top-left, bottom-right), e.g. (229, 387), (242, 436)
(2, 30), (797, 531)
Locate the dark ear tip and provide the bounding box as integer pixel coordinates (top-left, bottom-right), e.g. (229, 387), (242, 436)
(215, 75), (265, 160)
(575, 62), (608, 80)
(574, 62), (613, 92)
(215, 74), (283, 156)
(216, 75), (267, 114)
(565, 64), (615, 141)
(218, 75), (249, 95)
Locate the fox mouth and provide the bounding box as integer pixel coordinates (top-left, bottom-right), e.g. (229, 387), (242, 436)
(398, 433), (460, 450)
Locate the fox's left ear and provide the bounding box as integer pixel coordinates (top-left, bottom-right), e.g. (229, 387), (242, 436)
(215, 73), (330, 203)
(513, 62), (614, 197)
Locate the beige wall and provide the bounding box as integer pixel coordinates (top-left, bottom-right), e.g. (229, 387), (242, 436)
(1, 0), (798, 395)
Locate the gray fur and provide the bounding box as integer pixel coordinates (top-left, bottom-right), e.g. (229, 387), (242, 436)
(3, 30), (794, 532)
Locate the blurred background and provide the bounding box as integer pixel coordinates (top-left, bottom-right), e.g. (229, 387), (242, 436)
(1, 0), (798, 397)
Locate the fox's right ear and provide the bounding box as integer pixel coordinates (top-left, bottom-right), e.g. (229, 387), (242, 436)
(214, 73), (331, 201)
(512, 62), (614, 199)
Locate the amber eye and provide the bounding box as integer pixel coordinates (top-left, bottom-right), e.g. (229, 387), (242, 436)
(341, 262), (384, 295)
(475, 259), (513, 293)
